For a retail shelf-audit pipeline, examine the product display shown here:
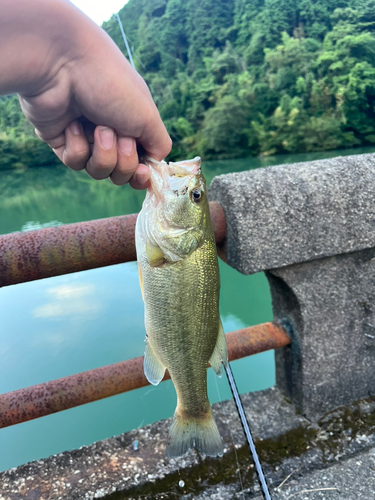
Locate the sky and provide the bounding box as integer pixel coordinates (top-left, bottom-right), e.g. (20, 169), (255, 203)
(71, 0), (128, 25)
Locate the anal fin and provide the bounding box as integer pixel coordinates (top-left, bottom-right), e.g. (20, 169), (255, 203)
(209, 320), (228, 378)
(144, 339), (166, 385)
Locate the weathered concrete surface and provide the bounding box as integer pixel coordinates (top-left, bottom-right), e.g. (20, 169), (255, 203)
(268, 247), (375, 419)
(209, 153), (375, 275)
(181, 396), (375, 500)
(271, 447), (375, 500)
(210, 153), (375, 419)
(2, 388), (375, 499)
(192, 447), (375, 500)
(0, 387), (307, 499)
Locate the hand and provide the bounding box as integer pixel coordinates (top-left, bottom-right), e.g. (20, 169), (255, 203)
(0, 0), (172, 189)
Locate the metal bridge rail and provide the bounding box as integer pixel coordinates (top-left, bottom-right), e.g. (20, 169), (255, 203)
(0, 201), (226, 287)
(0, 322), (291, 428)
(0, 202), (291, 429)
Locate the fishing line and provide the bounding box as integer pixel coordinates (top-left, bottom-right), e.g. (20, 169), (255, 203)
(115, 15), (159, 102)
(213, 375), (246, 500)
(115, 14), (135, 68)
(225, 363), (272, 500)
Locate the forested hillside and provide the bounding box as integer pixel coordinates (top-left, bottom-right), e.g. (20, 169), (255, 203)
(0, 96), (60, 169)
(103, 0), (375, 159)
(2, 0), (375, 167)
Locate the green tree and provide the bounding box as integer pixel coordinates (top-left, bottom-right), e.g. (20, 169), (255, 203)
(199, 95), (250, 158)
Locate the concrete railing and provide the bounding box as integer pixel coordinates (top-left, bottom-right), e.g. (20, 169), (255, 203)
(209, 152), (375, 419)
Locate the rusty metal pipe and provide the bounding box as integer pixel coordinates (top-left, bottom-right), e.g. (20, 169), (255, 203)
(0, 322), (290, 429)
(0, 202), (226, 288)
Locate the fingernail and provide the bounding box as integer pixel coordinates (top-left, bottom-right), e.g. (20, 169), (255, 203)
(118, 136), (135, 155)
(99, 127), (115, 149)
(70, 121), (81, 135)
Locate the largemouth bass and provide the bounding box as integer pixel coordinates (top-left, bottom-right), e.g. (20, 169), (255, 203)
(135, 156), (228, 458)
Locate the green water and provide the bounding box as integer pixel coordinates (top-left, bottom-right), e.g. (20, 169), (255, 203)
(1, 146), (374, 472)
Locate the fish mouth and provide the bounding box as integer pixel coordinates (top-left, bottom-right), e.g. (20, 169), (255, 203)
(169, 157), (201, 176)
(144, 156), (202, 197)
(144, 155), (201, 175)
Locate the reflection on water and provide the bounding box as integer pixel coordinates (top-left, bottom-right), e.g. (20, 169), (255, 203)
(21, 220), (63, 232)
(1, 147), (374, 471)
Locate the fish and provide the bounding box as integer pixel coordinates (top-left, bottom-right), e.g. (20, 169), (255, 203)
(135, 156), (228, 458)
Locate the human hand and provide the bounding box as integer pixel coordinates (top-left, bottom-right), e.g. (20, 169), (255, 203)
(1, 0), (171, 189)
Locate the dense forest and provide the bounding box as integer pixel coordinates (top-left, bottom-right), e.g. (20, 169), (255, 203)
(1, 0), (375, 167)
(0, 96), (60, 169)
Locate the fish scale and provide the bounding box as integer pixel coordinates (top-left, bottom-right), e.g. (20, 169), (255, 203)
(144, 242), (219, 413)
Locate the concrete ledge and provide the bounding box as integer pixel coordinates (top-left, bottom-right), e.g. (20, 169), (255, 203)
(2, 387), (375, 499)
(194, 447), (375, 500)
(209, 153), (375, 274)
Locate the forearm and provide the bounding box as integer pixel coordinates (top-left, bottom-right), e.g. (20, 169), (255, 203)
(0, 0), (95, 96)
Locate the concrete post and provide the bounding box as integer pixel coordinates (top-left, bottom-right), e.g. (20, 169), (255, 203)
(209, 153), (375, 419)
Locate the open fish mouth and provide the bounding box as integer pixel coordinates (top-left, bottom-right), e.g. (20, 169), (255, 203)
(144, 156), (202, 196)
(143, 155), (201, 175)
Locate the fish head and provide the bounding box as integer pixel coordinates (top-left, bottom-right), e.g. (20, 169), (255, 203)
(162, 157), (206, 229)
(143, 156), (208, 263)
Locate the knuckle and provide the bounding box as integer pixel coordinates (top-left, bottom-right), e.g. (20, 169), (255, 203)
(98, 159), (117, 173)
(118, 157), (138, 175)
(63, 156), (85, 171)
(29, 92), (68, 121)
(110, 170), (133, 186)
(109, 176), (125, 186)
(86, 159), (116, 180)
(63, 148), (90, 171)
(98, 152), (117, 171)
(69, 146), (90, 162)
(89, 170), (107, 180)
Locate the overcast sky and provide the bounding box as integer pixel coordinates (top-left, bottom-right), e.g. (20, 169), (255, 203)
(71, 0), (128, 25)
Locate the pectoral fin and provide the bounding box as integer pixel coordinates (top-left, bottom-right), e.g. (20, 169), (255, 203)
(146, 239), (166, 267)
(209, 320), (228, 378)
(144, 339), (166, 385)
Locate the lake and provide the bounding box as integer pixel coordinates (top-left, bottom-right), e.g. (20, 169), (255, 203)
(1, 146), (374, 471)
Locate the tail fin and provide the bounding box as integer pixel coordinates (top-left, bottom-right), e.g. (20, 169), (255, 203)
(166, 409), (223, 458)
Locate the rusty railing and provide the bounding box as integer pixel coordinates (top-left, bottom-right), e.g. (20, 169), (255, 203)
(0, 201), (291, 428)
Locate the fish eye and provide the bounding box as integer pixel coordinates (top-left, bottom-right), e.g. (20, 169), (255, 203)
(191, 188), (202, 203)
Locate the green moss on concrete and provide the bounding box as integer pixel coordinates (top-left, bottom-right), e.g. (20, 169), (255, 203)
(106, 427), (317, 499)
(105, 396), (375, 500)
